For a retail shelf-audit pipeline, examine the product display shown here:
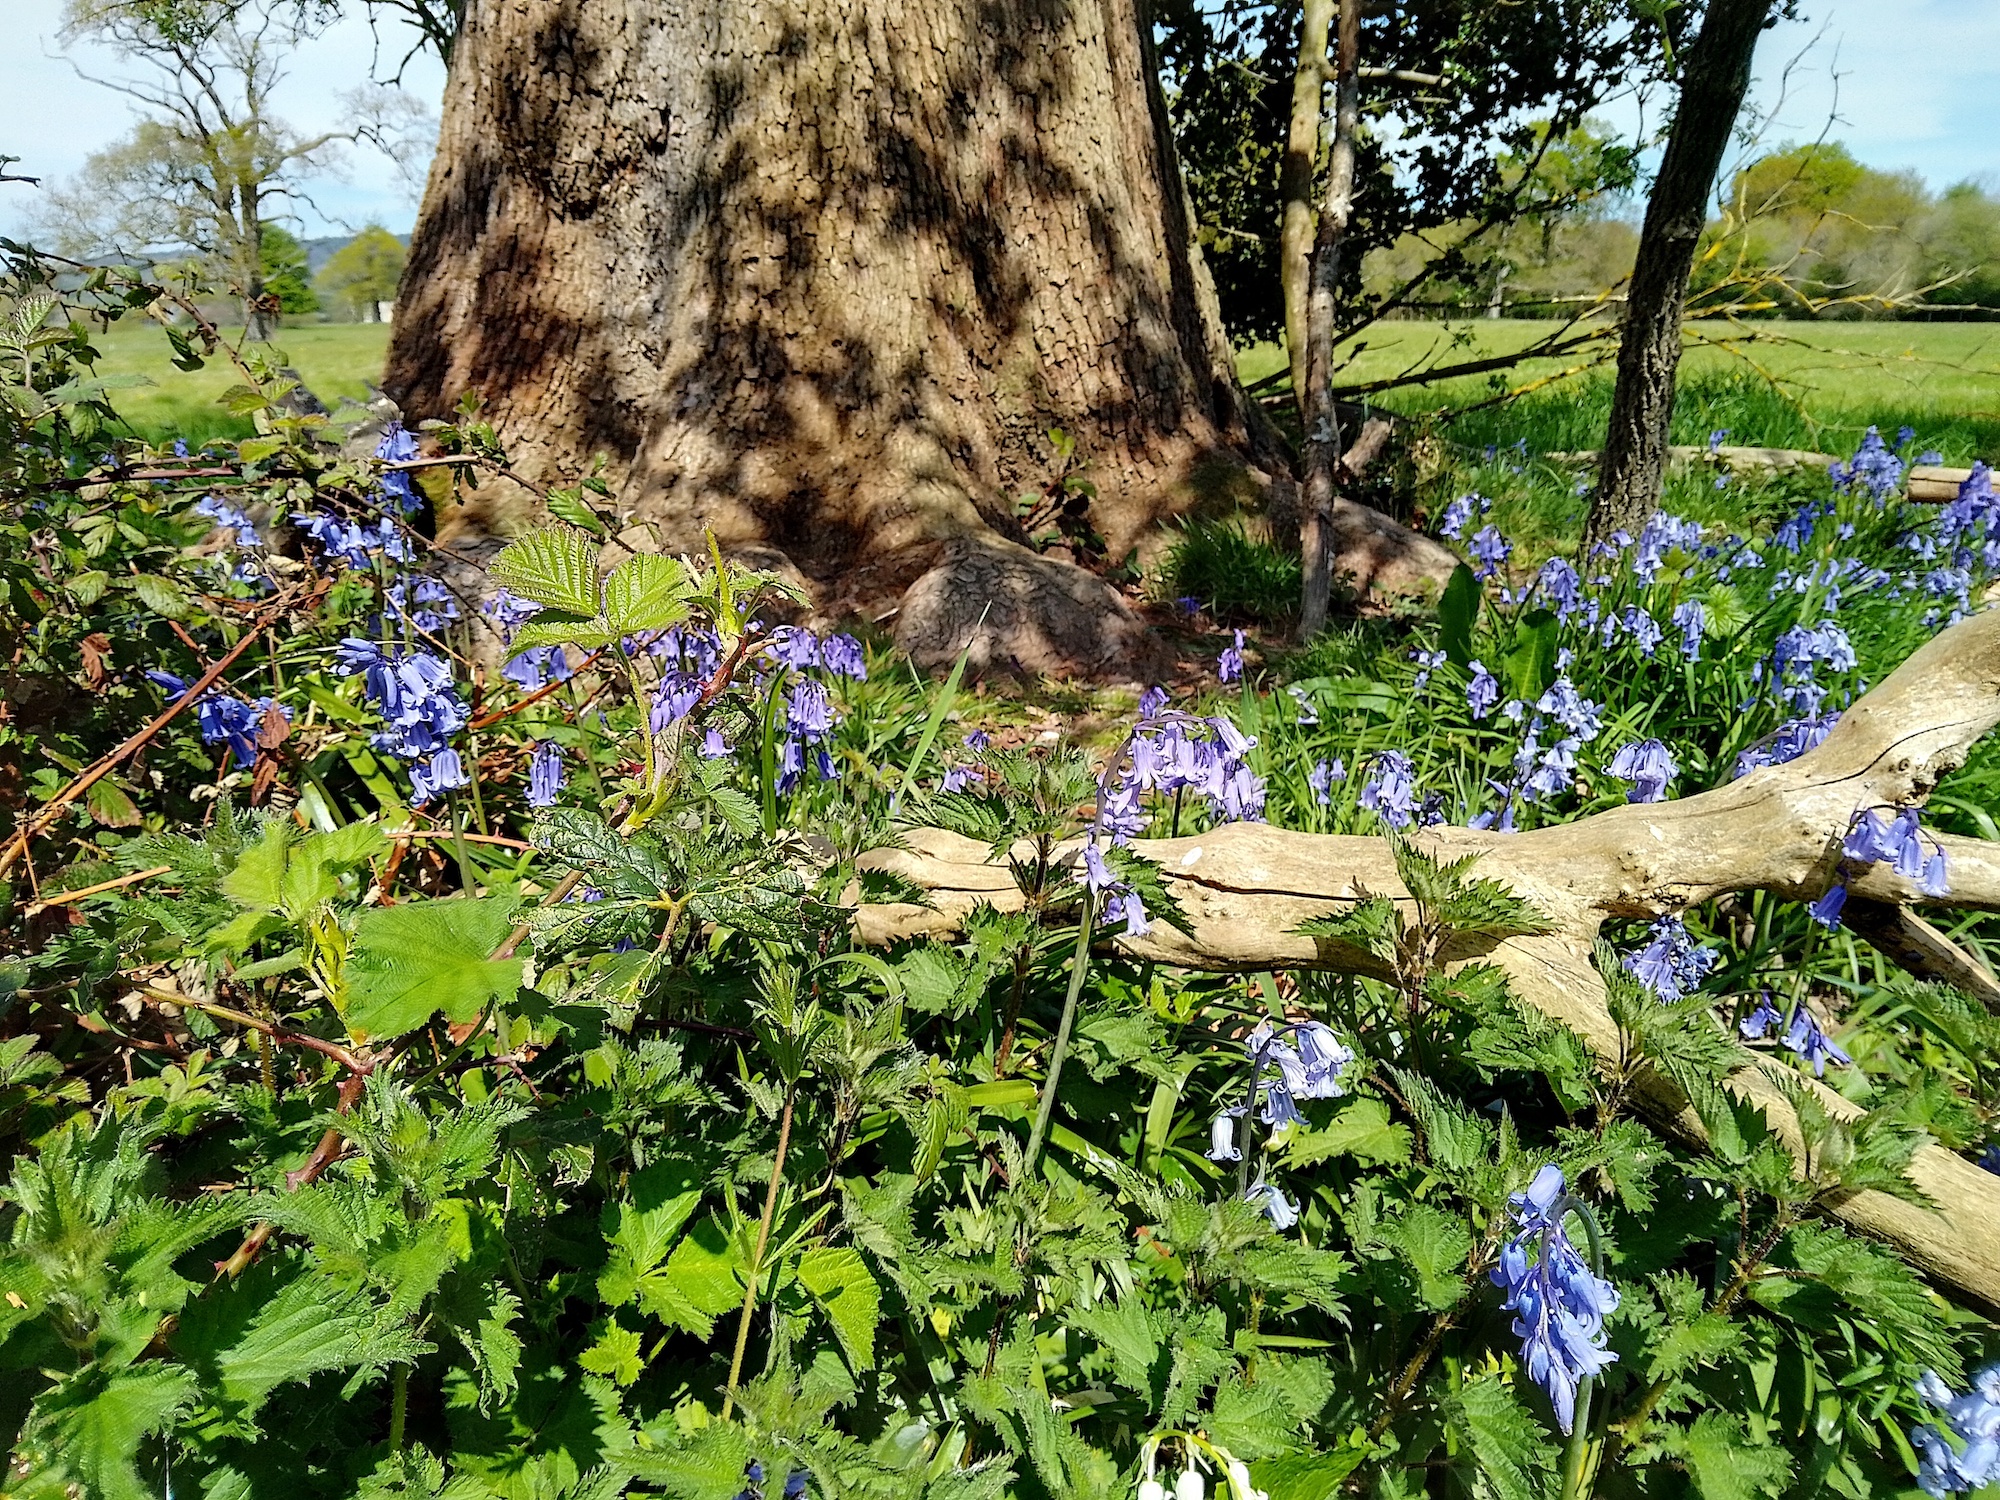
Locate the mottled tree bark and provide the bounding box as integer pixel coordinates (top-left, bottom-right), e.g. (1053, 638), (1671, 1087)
(1295, 0), (1360, 640)
(1587, 0), (1773, 552)
(385, 0), (1286, 666)
(1280, 0), (1335, 412)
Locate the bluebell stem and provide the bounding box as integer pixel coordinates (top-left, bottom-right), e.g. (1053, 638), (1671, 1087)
(1490, 1164), (1618, 1435)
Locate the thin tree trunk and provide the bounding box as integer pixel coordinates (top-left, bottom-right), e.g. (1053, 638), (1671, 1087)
(1295, 0), (1360, 641)
(1281, 0), (1336, 417)
(1587, 0), (1774, 550)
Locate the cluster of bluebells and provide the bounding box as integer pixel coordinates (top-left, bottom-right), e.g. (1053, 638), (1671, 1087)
(732, 1459), (808, 1500)
(1104, 689), (1268, 833)
(1808, 804), (1950, 929)
(1739, 993), (1852, 1077)
(191, 495), (270, 589)
(1828, 425), (1905, 504)
(1206, 1019), (1354, 1228)
(144, 671), (290, 769)
(331, 638), (471, 805)
(1623, 916), (1716, 1004)
(1911, 1365), (2000, 1497)
(1490, 1164), (1618, 1434)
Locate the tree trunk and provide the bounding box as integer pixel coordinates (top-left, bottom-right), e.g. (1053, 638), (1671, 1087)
(1586, 0), (1773, 551)
(387, 0), (1452, 677)
(1295, 0), (1360, 641)
(1280, 0), (1335, 414)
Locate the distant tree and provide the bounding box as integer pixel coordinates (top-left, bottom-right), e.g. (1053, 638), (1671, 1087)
(35, 0), (425, 338)
(315, 224), (406, 320)
(260, 223), (318, 315)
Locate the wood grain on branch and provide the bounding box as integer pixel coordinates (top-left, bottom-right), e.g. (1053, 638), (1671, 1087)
(855, 605), (2000, 1308)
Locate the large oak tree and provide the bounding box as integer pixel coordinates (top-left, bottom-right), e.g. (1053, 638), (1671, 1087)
(385, 0), (1451, 675)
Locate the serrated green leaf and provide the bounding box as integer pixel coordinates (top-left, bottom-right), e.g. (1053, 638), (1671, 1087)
(1296, 895), (1401, 962)
(23, 1364), (198, 1500)
(345, 898), (524, 1040)
(1372, 1203), (1472, 1310)
(577, 1319), (644, 1386)
(1449, 1371), (1559, 1500)
(1286, 1097), (1412, 1167)
(545, 485), (608, 535)
(796, 1244), (880, 1369)
(601, 553), (689, 636)
(490, 526), (601, 616)
(130, 573), (189, 619)
(1661, 1412), (1793, 1500)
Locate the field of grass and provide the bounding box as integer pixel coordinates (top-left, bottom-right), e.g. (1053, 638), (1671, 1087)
(1243, 317), (2000, 463)
(91, 322), (394, 446)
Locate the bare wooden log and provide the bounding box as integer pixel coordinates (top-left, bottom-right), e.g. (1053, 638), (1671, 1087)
(1843, 898), (2000, 1013)
(856, 604), (2000, 1308)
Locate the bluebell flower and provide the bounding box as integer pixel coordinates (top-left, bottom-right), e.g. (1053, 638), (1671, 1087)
(527, 740), (564, 807)
(1535, 678), (1602, 743)
(1623, 916), (1714, 1003)
(1286, 684), (1319, 725)
(193, 495), (260, 548)
(1490, 1164), (1619, 1434)
(1207, 1112), (1241, 1163)
(1178, 594), (1202, 614)
(375, 422), (423, 514)
(1671, 600), (1705, 661)
(1437, 494), (1477, 538)
(782, 1472), (808, 1500)
(1308, 758), (1345, 806)
(1293, 1021), (1354, 1097)
(1844, 806), (1949, 896)
(701, 728), (730, 759)
(1739, 993), (1782, 1039)
(1534, 558), (1584, 621)
(410, 747), (469, 806)
(503, 645), (571, 693)
(1912, 1366), (2000, 1498)
(1606, 738), (1676, 803)
(1733, 712), (1839, 777)
(1138, 685), (1169, 719)
(1468, 524), (1511, 580)
(1919, 448), (1944, 466)
(1618, 606), (1663, 658)
(1831, 426), (1904, 504)
(1466, 660), (1499, 720)
(1243, 1173), (1299, 1230)
(1359, 751), (1416, 829)
(770, 626), (821, 670)
(1897, 425), (1917, 449)
(1808, 880), (1848, 929)
(1708, 428), (1729, 453)
(1783, 1003), (1851, 1077)
(1217, 630), (1246, 684)
(482, 589), (541, 646)
(1411, 647), (1446, 693)
(145, 670), (286, 768)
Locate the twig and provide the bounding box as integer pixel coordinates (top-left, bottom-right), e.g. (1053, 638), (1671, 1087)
(24, 864), (170, 913)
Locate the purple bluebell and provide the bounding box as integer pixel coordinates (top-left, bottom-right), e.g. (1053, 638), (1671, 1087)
(1606, 739), (1676, 804)
(1535, 679), (1602, 743)
(410, 747), (469, 806)
(1437, 494), (1476, 538)
(1733, 712), (1839, 777)
(1808, 880), (1848, 929)
(375, 422), (423, 514)
(1468, 524), (1511, 580)
(1243, 1173), (1299, 1230)
(1618, 606), (1663, 658)
(1740, 993), (1782, 1040)
(1359, 751), (1417, 829)
(1897, 425), (1917, 449)
(1831, 427), (1904, 504)
(1534, 558), (1584, 621)
(1671, 600), (1705, 661)
(783, 1471), (809, 1500)
(503, 646), (571, 693)
(1912, 1366), (2000, 1498)
(1104, 886), (1151, 937)
(1708, 428), (1728, 453)
(700, 728), (730, 759)
(819, 633), (867, 680)
(527, 740), (564, 807)
(770, 626), (821, 670)
(1286, 684), (1320, 725)
(1138, 685), (1169, 719)
(193, 495), (260, 548)
(1178, 595), (1202, 615)
(1217, 630), (1246, 684)
(1490, 1164), (1619, 1434)
(1411, 647), (1446, 693)
(1466, 660), (1499, 720)
(483, 590), (541, 646)
(1845, 806), (1949, 896)
(1308, 758), (1345, 806)
(1623, 916), (1715, 1003)
(1783, 1003), (1851, 1077)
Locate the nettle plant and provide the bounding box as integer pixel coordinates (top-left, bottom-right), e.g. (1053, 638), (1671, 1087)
(1, 248), (1998, 1500)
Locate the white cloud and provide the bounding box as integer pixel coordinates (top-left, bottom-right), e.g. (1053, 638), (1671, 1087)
(0, 0), (444, 240)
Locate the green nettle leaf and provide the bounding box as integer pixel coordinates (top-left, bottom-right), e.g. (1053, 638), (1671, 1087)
(1448, 1371), (1560, 1500)
(1072, 1296), (1164, 1403)
(649, 1216), (747, 1338)
(624, 1424), (754, 1500)
(489, 525), (602, 616)
(1657, 1412), (1793, 1500)
(601, 553), (691, 636)
(1296, 894), (1401, 962)
(796, 1244), (881, 1370)
(1372, 1203), (1473, 1310)
(18, 1364), (198, 1500)
(1250, 1448), (1371, 1500)
(345, 898), (525, 1040)
(1285, 1097), (1413, 1167)
(577, 1318), (645, 1386)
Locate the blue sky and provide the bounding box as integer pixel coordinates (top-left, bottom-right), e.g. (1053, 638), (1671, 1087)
(2, 0), (1996, 244)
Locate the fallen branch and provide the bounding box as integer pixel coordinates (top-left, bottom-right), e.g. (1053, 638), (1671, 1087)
(856, 605), (2000, 1308)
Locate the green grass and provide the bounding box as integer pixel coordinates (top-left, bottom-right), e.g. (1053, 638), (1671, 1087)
(87, 322), (394, 445)
(1243, 318), (2000, 463)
